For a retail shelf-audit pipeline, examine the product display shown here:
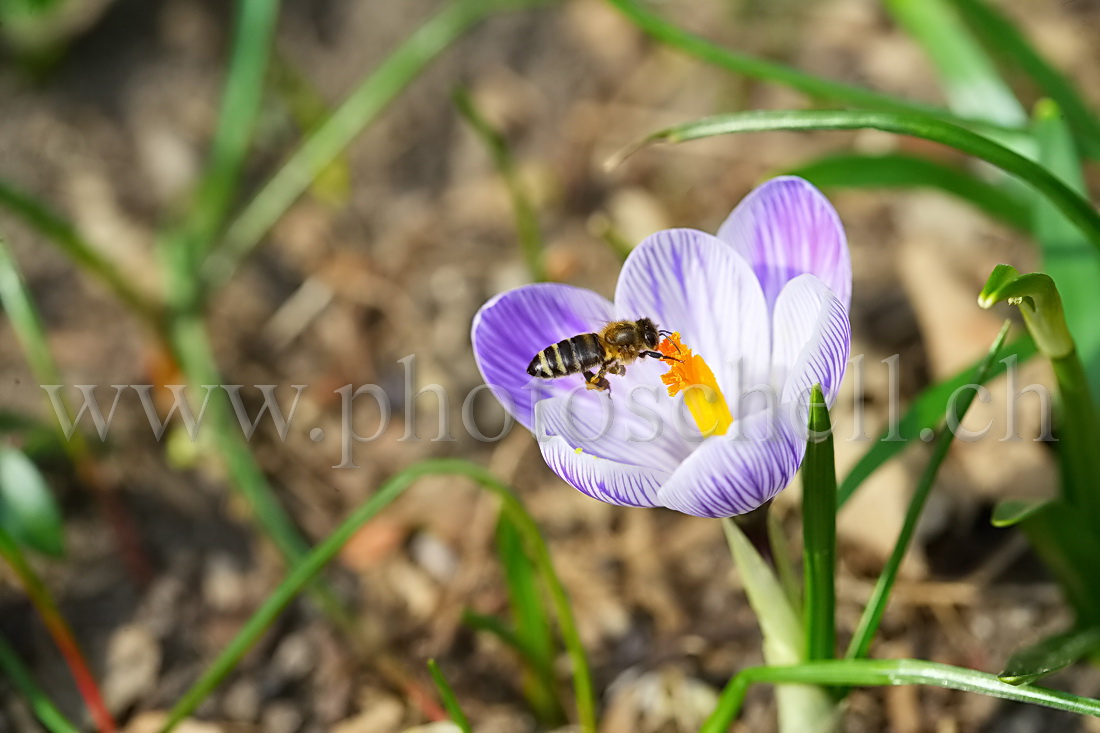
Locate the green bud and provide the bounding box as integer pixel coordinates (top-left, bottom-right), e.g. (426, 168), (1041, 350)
(978, 264), (1075, 359)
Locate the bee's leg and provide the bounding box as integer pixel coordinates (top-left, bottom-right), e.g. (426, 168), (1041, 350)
(643, 350), (680, 363)
(608, 363), (626, 377)
(584, 368), (611, 392)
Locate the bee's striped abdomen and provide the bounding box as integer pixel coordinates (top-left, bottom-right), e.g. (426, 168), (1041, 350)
(527, 333), (605, 379)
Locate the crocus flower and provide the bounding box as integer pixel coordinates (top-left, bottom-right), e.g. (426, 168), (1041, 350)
(471, 177), (851, 517)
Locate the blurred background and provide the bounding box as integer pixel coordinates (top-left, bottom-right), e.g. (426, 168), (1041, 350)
(0, 0), (1098, 730)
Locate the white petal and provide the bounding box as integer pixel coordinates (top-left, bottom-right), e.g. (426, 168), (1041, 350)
(657, 409), (804, 518)
(772, 274), (852, 425)
(539, 433), (668, 508)
(614, 228), (771, 404)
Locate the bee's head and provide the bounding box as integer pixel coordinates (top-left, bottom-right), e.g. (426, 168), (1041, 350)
(636, 318), (660, 349)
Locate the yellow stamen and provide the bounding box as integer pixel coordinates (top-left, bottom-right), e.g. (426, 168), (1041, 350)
(659, 332), (733, 437)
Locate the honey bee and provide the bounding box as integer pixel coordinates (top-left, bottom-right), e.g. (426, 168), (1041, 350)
(526, 317), (678, 392)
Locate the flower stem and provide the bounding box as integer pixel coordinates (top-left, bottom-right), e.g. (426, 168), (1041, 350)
(1051, 352), (1100, 524)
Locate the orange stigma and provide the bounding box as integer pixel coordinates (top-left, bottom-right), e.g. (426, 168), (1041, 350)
(658, 332), (733, 437)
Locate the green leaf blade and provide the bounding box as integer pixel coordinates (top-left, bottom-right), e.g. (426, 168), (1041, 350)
(428, 659), (474, 733)
(839, 334), (1037, 506)
(455, 87), (547, 283)
(0, 446), (64, 556)
(706, 658), (1100, 726)
(207, 0), (551, 291)
(950, 0), (1100, 155)
(846, 322), (1012, 660)
(180, 0), (280, 268)
(604, 0), (1029, 140)
(162, 460), (597, 733)
(999, 626), (1100, 686)
(802, 385), (836, 663)
(1032, 100), (1100, 402)
(0, 634), (81, 733)
(786, 152), (1029, 232)
(991, 498), (1052, 528)
(1018, 501), (1100, 627)
(885, 0), (1025, 127)
(636, 109), (1100, 250)
(0, 181), (158, 321)
(495, 513), (563, 724)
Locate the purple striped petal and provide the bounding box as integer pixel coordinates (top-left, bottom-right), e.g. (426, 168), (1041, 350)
(614, 228), (771, 401)
(772, 274), (851, 426)
(471, 283), (613, 430)
(536, 385), (693, 473)
(540, 432), (668, 508)
(717, 177), (851, 310)
(656, 408), (803, 517)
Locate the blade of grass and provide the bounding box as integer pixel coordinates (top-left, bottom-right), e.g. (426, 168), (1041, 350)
(204, 0), (553, 291)
(784, 152), (1029, 232)
(0, 236), (151, 582)
(604, 0), (1029, 142)
(0, 237), (65, 391)
(270, 53), (352, 206)
(159, 0), (279, 320)
(1033, 99), (1100, 404)
(0, 635), (81, 733)
(999, 625), (1100, 686)
(0, 525), (116, 732)
(454, 87), (547, 282)
(846, 321), (1012, 660)
(495, 513), (564, 724)
(161, 312), (310, 564)
(461, 609), (535, 662)
(701, 658), (1100, 730)
(0, 181), (162, 326)
(427, 659), (474, 733)
(624, 109), (1100, 251)
(162, 314), (421, 668)
(460, 608), (563, 701)
(156, 7), (444, 691)
(155, 0), (361, 640)
(176, 0), (279, 268)
(884, 0), (1025, 127)
(991, 498), (1052, 528)
(838, 334), (1037, 506)
(461, 610), (565, 720)
(802, 384), (836, 662)
(160, 459), (595, 733)
(950, 0), (1100, 156)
